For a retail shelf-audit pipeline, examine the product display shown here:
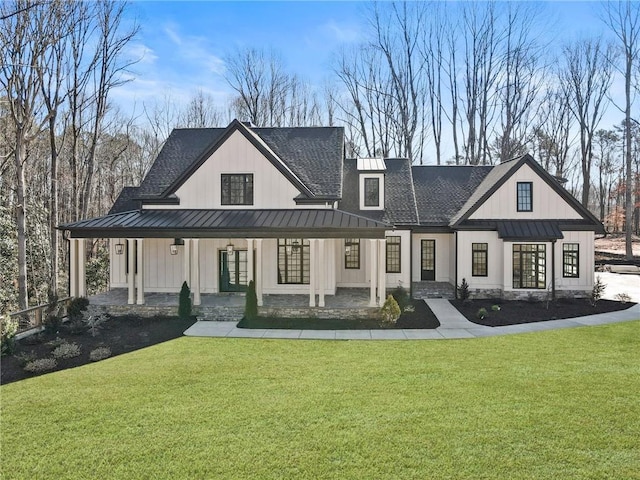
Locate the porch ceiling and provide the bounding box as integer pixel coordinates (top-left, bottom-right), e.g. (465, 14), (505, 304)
(60, 208), (389, 239)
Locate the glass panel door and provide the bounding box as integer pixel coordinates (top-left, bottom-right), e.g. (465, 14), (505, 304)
(421, 240), (436, 281)
(219, 250), (248, 292)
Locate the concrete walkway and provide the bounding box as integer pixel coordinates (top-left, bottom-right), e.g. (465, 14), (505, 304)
(184, 299), (640, 340)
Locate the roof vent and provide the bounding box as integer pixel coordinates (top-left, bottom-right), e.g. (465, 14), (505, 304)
(357, 157), (386, 171)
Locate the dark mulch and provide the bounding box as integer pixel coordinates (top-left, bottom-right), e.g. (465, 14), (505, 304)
(450, 298), (635, 327)
(1, 315), (195, 385)
(237, 298), (440, 330)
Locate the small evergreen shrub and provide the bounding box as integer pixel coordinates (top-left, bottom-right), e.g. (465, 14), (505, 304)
(245, 280), (258, 321)
(89, 346), (112, 362)
(52, 342), (81, 359)
(24, 358), (57, 373)
(590, 276), (606, 307)
(457, 278), (470, 302)
(476, 307), (488, 320)
(43, 289), (62, 334)
(67, 297), (90, 322)
(178, 281), (192, 319)
(380, 294), (401, 326)
(391, 284), (410, 310)
(15, 352), (36, 367)
(491, 304), (501, 311)
(1, 314), (18, 356)
(85, 314), (108, 337)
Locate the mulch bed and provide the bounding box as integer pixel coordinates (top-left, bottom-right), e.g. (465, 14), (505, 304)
(237, 298), (440, 330)
(450, 298), (636, 327)
(1, 315), (195, 386)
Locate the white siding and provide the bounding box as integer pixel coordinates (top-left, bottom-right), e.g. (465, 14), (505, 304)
(146, 130), (303, 210)
(336, 238), (369, 287)
(470, 164), (582, 220)
(385, 229), (411, 288)
(109, 238), (128, 287)
(411, 233), (453, 282)
(142, 238), (186, 292)
(555, 231), (594, 293)
(457, 231), (504, 290)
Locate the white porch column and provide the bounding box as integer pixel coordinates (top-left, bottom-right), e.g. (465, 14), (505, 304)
(183, 239), (191, 286)
(247, 239), (254, 284)
(192, 239), (201, 306)
(127, 238), (135, 305)
(369, 239), (377, 307)
(70, 238), (78, 297)
(136, 239), (144, 305)
(377, 238), (386, 307)
(77, 239), (86, 297)
(255, 239), (263, 306)
(318, 239), (325, 307)
(309, 239), (317, 307)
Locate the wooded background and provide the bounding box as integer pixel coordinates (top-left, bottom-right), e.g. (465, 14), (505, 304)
(1, 0), (638, 314)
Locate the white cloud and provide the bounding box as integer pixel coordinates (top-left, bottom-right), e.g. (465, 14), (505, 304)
(126, 42), (158, 65)
(320, 20), (362, 44)
(162, 23), (225, 75)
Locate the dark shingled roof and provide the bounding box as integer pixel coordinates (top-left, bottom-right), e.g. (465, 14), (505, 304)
(412, 165), (492, 226)
(108, 187), (141, 214)
(137, 128), (226, 198)
(61, 209), (387, 239)
(338, 158), (419, 225)
(254, 127), (343, 198)
(137, 124), (343, 201)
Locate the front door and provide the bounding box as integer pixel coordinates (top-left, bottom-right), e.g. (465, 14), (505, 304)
(421, 240), (436, 281)
(219, 250), (248, 292)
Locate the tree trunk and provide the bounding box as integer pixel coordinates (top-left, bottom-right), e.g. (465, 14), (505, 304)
(49, 115), (59, 297)
(15, 128), (28, 310)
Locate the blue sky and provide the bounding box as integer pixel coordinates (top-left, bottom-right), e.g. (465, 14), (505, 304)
(114, 1), (618, 131)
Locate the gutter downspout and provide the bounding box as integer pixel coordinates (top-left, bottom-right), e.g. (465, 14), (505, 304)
(409, 232), (413, 299)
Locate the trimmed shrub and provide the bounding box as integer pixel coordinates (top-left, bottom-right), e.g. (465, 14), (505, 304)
(24, 358), (57, 373)
(590, 276), (606, 307)
(476, 307), (488, 320)
(67, 297), (89, 322)
(614, 292), (631, 304)
(178, 281), (192, 319)
(245, 280), (258, 321)
(52, 342), (81, 359)
(457, 278), (470, 302)
(89, 347), (112, 362)
(43, 289), (62, 334)
(1, 315), (18, 356)
(380, 294), (401, 326)
(491, 304), (501, 311)
(391, 284), (410, 310)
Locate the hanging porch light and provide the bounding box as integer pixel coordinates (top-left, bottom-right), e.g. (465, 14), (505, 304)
(170, 238), (184, 255)
(226, 242), (234, 256)
(114, 241), (124, 255)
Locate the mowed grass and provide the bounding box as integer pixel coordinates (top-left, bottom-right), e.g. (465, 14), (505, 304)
(2, 322), (639, 479)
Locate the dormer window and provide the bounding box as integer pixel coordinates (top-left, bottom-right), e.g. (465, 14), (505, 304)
(357, 158), (385, 211)
(364, 178), (379, 207)
(221, 174), (253, 205)
(517, 182), (532, 212)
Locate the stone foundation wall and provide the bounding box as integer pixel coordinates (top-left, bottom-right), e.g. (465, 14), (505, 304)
(466, 288), (590, 301)
(258, 306), (380, 320)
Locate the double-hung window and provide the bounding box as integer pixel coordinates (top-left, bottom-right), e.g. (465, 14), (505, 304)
(472, 243), (488, 277)
(344, 239), (360, 269)
(563, 243), (579, 278)
(364, 178), (380, 207)
(386, 236), (401, 273)
(517, 182), (533, 212)
(221, 174), (253, 205)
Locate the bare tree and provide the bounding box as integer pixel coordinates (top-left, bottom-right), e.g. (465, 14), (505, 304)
(603, 0), (640, 258)
(594, 129), (620, 221)
(560, 38), (615, 207)
(178, 89), (224, 128)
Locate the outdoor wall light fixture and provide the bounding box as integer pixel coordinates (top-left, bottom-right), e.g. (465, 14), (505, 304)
(170, 238), (184, 255)
(226, 242), (234, 256)
(114, 242), (124, 255)
(345, 239), (355, 256)
(286, 240), (301, 256)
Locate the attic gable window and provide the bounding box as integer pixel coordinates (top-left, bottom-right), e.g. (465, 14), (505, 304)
(221, 174), (253, 205)
(517, 182), (533, 212)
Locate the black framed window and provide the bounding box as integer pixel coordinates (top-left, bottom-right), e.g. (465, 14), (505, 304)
(386, 236), (401, 273)
(277, 239), (309, 284)
(345, 239), (360, 269)
(472, 243), (488, 277)
(513, 244), (546, 289)
(563, 243), (579, 278)
(221, 174), (253, 205)
(364, 177), (380, 207)
(517, 182), (533, 212)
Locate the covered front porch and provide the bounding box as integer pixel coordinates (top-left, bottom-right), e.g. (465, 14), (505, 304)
(88, 287), (377, 321)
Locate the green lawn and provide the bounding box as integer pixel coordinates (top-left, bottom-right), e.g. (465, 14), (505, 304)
(2, 322), (639, 479)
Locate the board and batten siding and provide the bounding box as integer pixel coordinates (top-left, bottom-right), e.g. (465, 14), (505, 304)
(144, 130), (304, 210)
(555, 231), (594, 293)
(469, 164), (582, 220)
(456, 231), (504, 290)
(411, 233), (453, 283)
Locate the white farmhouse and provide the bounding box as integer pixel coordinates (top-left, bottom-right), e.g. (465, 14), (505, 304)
(61, 120), (604, 314)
